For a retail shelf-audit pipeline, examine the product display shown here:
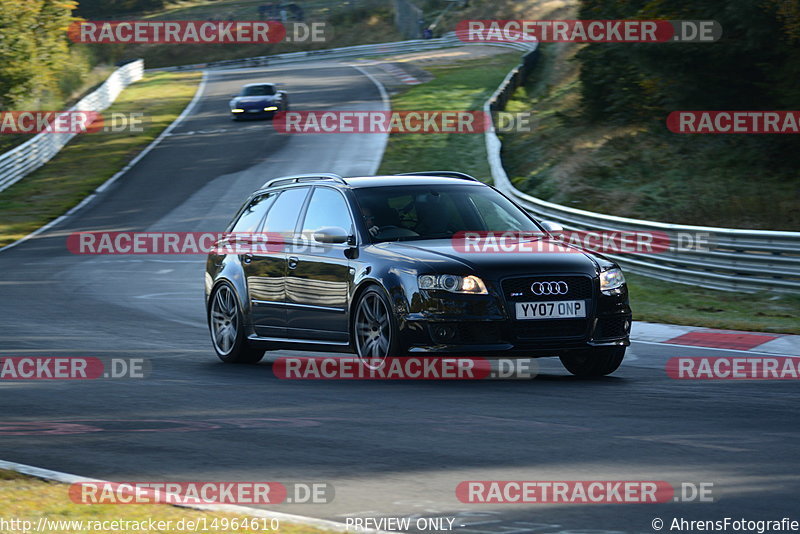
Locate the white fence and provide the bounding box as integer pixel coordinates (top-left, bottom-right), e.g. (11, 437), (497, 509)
(0, 59), (144, 193)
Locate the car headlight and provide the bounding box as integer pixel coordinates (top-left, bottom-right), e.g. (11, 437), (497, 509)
(600, 267), (626, 292)
(264, 106), (278, 111)
(418, 274), (488, 294)
(231, 108), (244, 113)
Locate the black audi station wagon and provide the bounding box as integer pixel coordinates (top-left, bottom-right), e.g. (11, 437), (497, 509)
(205, 172), (632, 376)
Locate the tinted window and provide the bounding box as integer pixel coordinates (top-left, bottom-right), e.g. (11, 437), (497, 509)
(232, 193), (276, 233)
(242, 85), (276, 96)
(470, 194), (530, 231)
(301, 188), (353, 234)
(263, 187), (310, 234)
(353, 184), (541, 242)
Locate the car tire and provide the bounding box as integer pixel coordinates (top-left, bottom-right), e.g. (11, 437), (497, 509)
(352, 286), (402, 368)
(559, 347), (625, 377)
(208, 282), (265, 364)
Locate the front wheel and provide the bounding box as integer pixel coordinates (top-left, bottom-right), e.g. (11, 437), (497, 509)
(209, 282), (264, 364)
(353, 287), (401, 368)
(560, 347), (625, 377)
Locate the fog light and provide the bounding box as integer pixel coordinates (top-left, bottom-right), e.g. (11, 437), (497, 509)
(432, 325), (456, 342)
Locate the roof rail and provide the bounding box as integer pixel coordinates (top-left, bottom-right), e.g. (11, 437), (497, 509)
(397, 171), (480, 182)
(261, 173), (346, 189)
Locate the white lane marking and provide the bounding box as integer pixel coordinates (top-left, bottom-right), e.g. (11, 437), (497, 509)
(0, 459), (369, 533)
(0, 70), (209, 255)
(631, 339), (800, 358)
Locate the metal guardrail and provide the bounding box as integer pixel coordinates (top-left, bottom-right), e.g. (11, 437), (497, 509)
(482, 43), (800, 294)
(0, 60), (144, 194)
(151, 32), (533, 72)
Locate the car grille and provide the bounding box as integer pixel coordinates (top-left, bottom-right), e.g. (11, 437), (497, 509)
(501, 275), (594, 301)
(513, 319), (589, 340)
(593, 315), (630, 340)
(501, 275), (594, 341)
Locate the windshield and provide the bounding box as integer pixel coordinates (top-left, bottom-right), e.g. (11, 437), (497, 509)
(352, 184), (543, 242)
(241, 85), (275, 96)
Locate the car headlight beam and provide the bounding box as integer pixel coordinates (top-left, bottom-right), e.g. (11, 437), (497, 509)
(418, 274), (488, 294)
(264, 106), (278, 111)
(600, 267), (626, 292)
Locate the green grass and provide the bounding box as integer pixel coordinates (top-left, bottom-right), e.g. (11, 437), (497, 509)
(377, 54), (523, 179)
(499, 42), (800, 231)
(0, 469), (331, 534)
(627, 273), (800, 334)
(0, 70), (201, 248)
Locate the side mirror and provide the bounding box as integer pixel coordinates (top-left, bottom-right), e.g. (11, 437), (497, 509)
(313, 226), (350, 244)
(540, 220), (564, 237)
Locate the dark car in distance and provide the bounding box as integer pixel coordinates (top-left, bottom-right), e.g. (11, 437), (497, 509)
(205, 172), (632, 376)
(229, 83), (288, 120)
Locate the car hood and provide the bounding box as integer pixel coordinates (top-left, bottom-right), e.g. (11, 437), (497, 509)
(373, 238), (604, 278)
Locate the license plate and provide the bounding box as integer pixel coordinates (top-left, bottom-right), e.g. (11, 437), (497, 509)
(515, 300), (586, 320)
(248, 109), (260, 113)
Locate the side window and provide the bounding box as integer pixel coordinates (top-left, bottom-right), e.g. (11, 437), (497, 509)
(301, 188), (354, 234)
(263, 187), (310, 235)
(232, 193), (275, 233)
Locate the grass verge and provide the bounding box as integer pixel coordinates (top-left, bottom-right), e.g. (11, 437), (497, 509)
(377, 54), (522, 179)
(0, 469), (331, 534)
(627, 273), (799, 334)
(0, 70), (201, 248)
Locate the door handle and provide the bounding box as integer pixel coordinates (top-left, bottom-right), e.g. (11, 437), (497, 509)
(288, 256), (299, 269)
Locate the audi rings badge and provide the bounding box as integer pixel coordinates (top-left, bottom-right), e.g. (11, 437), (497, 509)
(531, 281), (569, 295)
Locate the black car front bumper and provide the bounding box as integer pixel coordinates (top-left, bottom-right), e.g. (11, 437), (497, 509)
(398, 276), (632, 356)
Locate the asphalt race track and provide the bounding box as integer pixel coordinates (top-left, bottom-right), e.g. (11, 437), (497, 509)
(1, 61), (799, 533)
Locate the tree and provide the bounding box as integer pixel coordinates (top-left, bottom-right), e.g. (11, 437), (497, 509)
(0, 0), (78, 108)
